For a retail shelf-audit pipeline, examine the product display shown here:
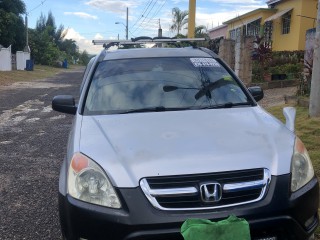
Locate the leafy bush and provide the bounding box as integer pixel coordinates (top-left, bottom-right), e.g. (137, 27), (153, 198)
(252, 50), (304, 82)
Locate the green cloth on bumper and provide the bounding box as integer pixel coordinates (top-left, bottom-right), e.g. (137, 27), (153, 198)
(181, 215), (251, 240)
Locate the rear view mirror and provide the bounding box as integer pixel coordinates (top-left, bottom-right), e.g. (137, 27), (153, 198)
(248, 86), (264, 102)
(52, 95), (77, 115)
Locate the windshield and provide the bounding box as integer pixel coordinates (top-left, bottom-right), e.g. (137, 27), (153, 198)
(83, 57), (250, 115)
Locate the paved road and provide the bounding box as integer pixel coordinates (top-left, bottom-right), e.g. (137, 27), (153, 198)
(0, 69), (83, 239)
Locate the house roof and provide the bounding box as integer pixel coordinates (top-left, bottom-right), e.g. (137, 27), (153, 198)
(223, 8), (276, 25)
(264, 8), (293, 23)
(266, 0), (282, 5)
(207, 24), (227, 33)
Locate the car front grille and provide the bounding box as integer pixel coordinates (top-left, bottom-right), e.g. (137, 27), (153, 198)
(140, 168), (270, 211)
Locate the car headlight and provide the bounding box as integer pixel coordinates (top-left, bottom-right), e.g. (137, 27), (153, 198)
(291, 137), (314, 192)
(68, 153), (121, 208)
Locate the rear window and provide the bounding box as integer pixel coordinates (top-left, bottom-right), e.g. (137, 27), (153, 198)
(83, 57), (249, 115)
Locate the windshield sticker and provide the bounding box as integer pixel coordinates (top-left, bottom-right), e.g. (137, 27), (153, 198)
(190, 58), (220, 67)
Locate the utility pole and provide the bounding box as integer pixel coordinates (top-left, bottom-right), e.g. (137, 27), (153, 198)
(158, 19), (162, 47)
(309, 0), (320, 117)
(158, 19), (162, 37)
(24, 14), (30, 52)
(188, 0), (196, 38)
(126, 7), (129, 40)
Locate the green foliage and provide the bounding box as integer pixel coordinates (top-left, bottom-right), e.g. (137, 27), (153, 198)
(269, 51), (304, 67)
(269, 63), (303, 79)
(0, 0), (26, 15)
(267, 105), (320, 177)
(29, 28), (60, 65)
(0, 0), (26, 52)
(252, 36), (272, 65)
(195, 25), (207, 37)
(29, 11), (81, 66)
(252, 50), (304, 83)
(170, 7), (188, 35)
(78, 50), (91, 65)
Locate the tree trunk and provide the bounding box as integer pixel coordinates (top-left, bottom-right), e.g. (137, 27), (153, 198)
(309, 0), (320, 117)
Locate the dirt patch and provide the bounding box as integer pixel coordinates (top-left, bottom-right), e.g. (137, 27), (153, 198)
(0, 80), (71, 91)
(259, 86), (297, 108)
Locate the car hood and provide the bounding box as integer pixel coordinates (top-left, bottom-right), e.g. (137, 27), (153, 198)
(79, 106), (295, 188)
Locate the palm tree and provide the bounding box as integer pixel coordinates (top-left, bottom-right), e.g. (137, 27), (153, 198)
(170, 7), (189, 35)
(195, 25), (207, 37)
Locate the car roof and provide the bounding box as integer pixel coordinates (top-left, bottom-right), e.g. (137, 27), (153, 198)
(102, 47), (217, 61)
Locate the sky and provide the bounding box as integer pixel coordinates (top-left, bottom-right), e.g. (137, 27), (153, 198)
(23, 0), (268, 54)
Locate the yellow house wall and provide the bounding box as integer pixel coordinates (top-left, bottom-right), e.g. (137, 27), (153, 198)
(272, 0), (317, 51)
(226, 10), (275, 38)
(298, 0), (317, 50)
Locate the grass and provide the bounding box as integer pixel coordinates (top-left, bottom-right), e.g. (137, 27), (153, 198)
(267, 105), (320, 177)
(0, 64), (83, 86)
(267, 105), (320, 238)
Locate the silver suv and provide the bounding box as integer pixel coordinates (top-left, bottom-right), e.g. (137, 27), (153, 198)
(53, 42), (318, 240)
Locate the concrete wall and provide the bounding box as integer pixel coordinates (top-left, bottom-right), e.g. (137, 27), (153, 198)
(16, 51), (30, 70)
(235, 36), (254, 85)
(219, 39), (235, 70)
(0, 45), (12, 71)
(219, 36), (254, 84)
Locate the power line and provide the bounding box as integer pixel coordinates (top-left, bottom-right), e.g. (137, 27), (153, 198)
(27, 0), (48, 14)
(149, 0), (167, 21)
(130, 0), (154, 29)
(131, 0), (157, 33)
(131, 0), (167, 37)
(131, 0), (158, 34)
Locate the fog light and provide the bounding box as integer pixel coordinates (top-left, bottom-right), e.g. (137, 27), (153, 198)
(305, 214), (316, 229)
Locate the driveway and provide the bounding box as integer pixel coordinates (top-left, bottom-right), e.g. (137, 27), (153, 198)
(0, 68), (83, 239)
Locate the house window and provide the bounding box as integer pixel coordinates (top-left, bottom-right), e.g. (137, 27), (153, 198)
(282, 12), (291, 34)
(264, 21), (273, 43)
(247, 19), (261, 36)
(229, 28), (241, 40)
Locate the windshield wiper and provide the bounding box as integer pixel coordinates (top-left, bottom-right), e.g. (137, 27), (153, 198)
(197, 102), (253, 109)
(163, 78), (228, 100)
(119, 106), (192, 114)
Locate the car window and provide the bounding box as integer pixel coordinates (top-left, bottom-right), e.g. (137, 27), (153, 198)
(80, 56), (96, 93)
(83, 57), (249, 115)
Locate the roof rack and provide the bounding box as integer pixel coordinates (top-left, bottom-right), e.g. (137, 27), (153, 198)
(92, 37), (206, 49)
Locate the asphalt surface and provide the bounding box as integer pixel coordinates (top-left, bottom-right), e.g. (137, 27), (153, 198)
(0, 68), (84, 239)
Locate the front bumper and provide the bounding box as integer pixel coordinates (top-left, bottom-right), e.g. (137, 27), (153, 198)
(59, 174), (319, 240)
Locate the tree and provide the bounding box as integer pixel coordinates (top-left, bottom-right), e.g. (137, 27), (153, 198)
(46, 11), (56, 38)
(36, 13), (47, 33)
(0, 0), (25, 14)
(195, 25), (209, 39)
(170, 7), (188, 35)
(0, 0), (26, 52)
(79, 50), (90, 65)
(29, 11), (74, 66)
(59, 39), (78, 56)
(29, 28), (60, 65)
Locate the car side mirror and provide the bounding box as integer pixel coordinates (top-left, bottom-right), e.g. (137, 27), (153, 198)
(248, 86), (264, 102)
(283, 107), (296, 132)
(52, 95), (77, 115)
